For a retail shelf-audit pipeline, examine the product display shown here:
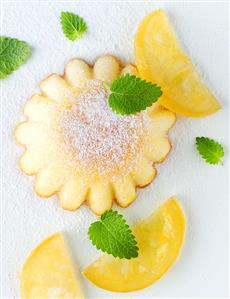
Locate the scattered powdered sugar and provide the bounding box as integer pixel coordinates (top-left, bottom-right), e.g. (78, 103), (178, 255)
(59, 81), (148, 177)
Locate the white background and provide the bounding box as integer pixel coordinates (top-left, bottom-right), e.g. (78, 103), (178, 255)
(1, 1), (229, 298)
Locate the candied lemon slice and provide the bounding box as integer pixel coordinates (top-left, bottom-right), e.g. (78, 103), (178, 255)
(83, 197), (185, 292)
(135, 9), (221, 117)
(20, 233), (84, 298)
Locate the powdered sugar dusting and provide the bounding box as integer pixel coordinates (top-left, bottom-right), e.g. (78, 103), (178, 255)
(59, 81), (147, 177)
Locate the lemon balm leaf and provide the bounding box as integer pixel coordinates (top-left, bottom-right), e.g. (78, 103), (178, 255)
(0, 36), (30, 79)
(88, 210), (139, 259)
(196, 137), (224, 165)
(61, 12), (87, 41)
(108, 74), (162, 115)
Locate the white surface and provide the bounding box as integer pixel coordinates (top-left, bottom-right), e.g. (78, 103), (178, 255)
(1, 2), (229, 298)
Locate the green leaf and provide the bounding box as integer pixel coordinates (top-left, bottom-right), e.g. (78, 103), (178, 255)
(108, 74), (162, 115)
(88, 210), (139, 259)
(0, 36), (30, 79)
(196, 137), (224, 165)
(61, 12), (87, 41)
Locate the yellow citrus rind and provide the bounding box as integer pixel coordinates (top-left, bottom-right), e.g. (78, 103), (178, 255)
(135, 9), (221, 117)
(83, 197), (185, 292)
(20, 233), (84, 298)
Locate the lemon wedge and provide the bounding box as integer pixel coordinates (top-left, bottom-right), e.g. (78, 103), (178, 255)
(20, 233), (84, 298)
(135, 9), (221, 117)
(83, 197), (185, 292)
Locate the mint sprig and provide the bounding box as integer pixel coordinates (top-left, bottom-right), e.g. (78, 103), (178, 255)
(88, 210), (139, 259)
(61, 12), (87, 41)
(108, 74), (162, 115)
(196, 137), (224, 165)
(0, 36), (30, 79)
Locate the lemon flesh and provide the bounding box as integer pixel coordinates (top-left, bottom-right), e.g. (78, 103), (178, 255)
(20, 233), (84, 298)
(83, 197), (185, 292)
(135, 9), (220, 117)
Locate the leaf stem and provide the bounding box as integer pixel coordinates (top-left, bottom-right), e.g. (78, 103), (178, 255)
(103, 81), (110, 90)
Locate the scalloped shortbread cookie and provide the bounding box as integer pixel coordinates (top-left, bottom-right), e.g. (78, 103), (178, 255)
(15, 55), (176, 215)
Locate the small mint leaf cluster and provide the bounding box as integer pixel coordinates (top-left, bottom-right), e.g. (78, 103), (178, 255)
(0, 37), (30, 79)
(61, 12), (87, 41)
(196, 137), (224, 165)
(88, 210), (139, 259)
(108, 74), (162, 115)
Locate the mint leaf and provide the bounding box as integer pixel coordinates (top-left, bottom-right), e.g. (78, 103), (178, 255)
(0, 36), (30, 79)
(88, 210), (139, 259)
(196, 137), (224, 165)
(61, 12), (87, 41)
(108, 74), (162, 115)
